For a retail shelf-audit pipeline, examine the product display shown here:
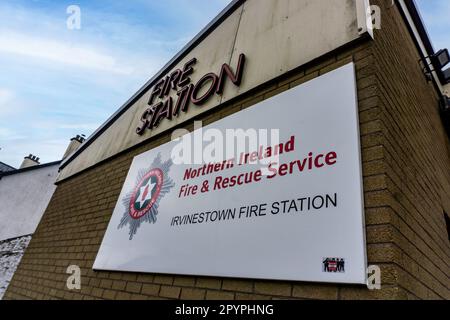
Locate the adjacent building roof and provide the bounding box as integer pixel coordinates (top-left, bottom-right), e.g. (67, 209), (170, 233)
(0, 162), (15, 173)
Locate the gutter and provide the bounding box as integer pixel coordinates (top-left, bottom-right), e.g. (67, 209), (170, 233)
(397, 0), (444, 94)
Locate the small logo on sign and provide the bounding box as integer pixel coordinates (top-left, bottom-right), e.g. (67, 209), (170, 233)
(323, 257), (345, 273)
(118, 153), (175, 240)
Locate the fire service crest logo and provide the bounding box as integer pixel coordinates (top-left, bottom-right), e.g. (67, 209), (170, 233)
(118, 153), (175, 239)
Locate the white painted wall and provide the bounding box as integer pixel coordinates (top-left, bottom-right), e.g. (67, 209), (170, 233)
(0, 165), (59, 241)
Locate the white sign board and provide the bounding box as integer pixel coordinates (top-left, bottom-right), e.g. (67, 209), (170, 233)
(94, 63), (367, 284)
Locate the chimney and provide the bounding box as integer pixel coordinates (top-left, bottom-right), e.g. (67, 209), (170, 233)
(62, 134), (86, 160)
(20, 154), (40, 169)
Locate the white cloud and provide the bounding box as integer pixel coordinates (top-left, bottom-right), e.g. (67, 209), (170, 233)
(0, 88), (25, 117)
(0, 31), (135, 75)
(57, 123), (100, 130)
(0, 128), (26, 141)
(0, 88), (13, 106)
(0, 138), (67, 167)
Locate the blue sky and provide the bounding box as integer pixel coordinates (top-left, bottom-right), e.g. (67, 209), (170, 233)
(0, 0), (448, 168)
(0, 0), (230, 167)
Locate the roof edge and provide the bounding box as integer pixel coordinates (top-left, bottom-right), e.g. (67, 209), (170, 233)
(397, 0), (446, 94)
(0, 160), (61, 178)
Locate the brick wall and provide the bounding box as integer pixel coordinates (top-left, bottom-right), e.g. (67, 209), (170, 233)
(364, 0), (450, 299)
(4, 3), (450, 300)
